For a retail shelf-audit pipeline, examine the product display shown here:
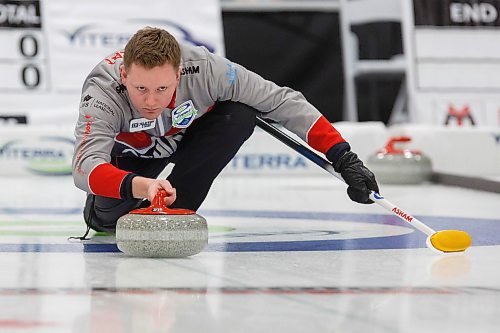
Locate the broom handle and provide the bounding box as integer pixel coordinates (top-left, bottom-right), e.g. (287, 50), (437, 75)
(255, 117), (436, 236)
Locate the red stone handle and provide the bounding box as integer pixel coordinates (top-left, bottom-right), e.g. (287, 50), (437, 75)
(384, 136), (411, 154)
(380, 136), (422, 155)
(129, 190), (195, 215)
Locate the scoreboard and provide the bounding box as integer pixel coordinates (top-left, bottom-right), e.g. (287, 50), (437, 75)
(403, 0), (500, 126)
(0, 0), (44, 91)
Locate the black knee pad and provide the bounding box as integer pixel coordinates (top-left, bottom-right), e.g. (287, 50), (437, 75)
(83, 194), (143, 233)
(211, 101), (256, 141)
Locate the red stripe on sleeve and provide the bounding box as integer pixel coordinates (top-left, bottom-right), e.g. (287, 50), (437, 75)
(88, 163), (130, 199)
(306, 116), (346, 154)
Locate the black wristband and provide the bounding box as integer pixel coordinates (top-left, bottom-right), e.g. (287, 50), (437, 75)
(325, 142), (351, 164)
(120, 173), (138, 200)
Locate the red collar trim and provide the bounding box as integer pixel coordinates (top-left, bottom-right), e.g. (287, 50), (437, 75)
(167, 90), (176, 109)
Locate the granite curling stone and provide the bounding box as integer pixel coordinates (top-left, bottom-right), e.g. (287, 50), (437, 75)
(116, 190), (208, 258)
(366, 136), (432, 184)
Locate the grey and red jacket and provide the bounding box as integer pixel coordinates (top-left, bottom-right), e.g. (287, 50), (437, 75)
(72, 43), (349, 199)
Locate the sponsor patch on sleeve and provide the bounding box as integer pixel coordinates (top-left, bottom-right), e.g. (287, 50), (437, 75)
(172, 100), (198, 128)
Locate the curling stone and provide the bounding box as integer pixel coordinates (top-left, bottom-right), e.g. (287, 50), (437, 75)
(116, 190), (208, 258)
(367, 136), (432, 184)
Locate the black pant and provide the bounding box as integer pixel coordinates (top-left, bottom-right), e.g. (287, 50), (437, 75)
(84, 101), (256, 232)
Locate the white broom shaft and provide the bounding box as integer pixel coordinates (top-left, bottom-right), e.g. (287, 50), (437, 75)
(368, 192), (436, 236)
(323, 159), (436, 236)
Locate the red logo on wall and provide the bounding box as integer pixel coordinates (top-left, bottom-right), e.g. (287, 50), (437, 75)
(444, 105), (476, 126)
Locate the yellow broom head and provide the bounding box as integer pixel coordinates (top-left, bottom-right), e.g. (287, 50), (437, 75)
(427, 230), (472, 253)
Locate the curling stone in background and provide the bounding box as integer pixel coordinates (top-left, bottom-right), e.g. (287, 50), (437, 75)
(116, 190), (208, 258)
(366, 136), (432, 184)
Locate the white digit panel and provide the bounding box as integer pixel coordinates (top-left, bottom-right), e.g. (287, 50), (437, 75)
(0, 61), (48, 90)
(0, 29), (45, 60)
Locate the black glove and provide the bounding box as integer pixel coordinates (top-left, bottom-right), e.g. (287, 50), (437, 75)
(333, 151), (379, 204)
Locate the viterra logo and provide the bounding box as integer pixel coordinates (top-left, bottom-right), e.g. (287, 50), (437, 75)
(392, 207), (413, 223)
(63, 19), (215, 52)
(0, 136), (74, 175)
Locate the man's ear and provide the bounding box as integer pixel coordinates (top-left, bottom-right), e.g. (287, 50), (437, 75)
(120, 65), (127, 83)
(176, 65), (181, 81)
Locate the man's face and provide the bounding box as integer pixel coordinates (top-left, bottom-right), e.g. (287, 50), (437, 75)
(120, 62), (180, 120)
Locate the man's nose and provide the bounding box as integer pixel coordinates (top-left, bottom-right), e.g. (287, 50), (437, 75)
(144, 92), (156, 107)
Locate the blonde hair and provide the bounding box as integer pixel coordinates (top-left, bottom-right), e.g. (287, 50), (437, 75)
(124, 27), (181, 69)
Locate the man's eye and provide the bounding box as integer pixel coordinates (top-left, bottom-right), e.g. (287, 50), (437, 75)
(158, 86), (167, 92)
(137, 87), (146, 92)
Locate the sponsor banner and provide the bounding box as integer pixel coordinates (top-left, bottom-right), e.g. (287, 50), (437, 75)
(0, 126), (74, 176)
(0, 0), (223, 124)
(0, 125), (326, 178)
(43, 0), (224, 91)
(1, 123), (498, 178)
(222, 128), (328, 176)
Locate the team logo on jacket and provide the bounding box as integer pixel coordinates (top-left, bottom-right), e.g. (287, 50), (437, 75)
(129, 118), (156, 132)
(172, 100), (198, 128)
